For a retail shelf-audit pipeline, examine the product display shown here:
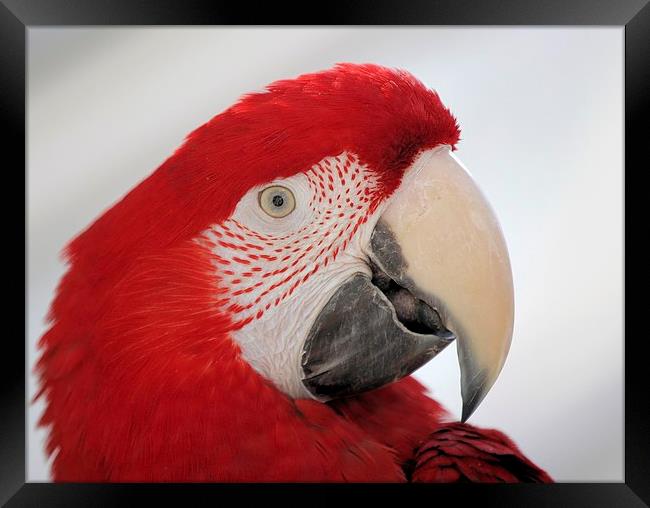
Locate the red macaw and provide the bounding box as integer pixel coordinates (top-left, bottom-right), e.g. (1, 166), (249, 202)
(35, 63), (551, 483)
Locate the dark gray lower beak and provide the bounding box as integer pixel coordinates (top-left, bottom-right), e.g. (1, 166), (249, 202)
(301, 269), (455, 400)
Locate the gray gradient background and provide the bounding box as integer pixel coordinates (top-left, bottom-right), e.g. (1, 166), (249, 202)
(27, 27), (623, 482)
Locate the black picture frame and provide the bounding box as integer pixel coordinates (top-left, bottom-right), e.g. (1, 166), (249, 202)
(3, 1), (647, 506)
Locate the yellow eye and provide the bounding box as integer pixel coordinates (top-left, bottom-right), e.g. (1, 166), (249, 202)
(258, 185), (296, 218)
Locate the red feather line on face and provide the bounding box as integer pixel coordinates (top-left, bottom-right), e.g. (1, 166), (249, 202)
(197, 152), (378, 329)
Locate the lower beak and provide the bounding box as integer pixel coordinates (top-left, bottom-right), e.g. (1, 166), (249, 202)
(301, 146), (514, 421)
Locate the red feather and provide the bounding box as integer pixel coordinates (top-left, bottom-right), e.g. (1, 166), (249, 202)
(411, 423), (552, 483)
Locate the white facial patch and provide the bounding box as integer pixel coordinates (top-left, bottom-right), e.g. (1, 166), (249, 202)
(196, 152), (388, 398)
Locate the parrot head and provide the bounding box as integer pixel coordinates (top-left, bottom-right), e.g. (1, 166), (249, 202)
(50, 63), (513, 422)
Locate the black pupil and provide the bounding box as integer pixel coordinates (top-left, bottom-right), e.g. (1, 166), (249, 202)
(272, 194), (284, 207)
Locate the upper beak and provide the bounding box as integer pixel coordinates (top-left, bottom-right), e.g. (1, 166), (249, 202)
(370, 146), (514, 421)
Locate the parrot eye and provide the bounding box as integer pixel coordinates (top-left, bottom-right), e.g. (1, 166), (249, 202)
(258, 186), (296, 218)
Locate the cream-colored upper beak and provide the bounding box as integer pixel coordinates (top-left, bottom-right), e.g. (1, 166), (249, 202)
(375, 146), (514, 421)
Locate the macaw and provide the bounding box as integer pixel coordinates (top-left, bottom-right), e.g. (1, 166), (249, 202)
(35, 63), (551, 483)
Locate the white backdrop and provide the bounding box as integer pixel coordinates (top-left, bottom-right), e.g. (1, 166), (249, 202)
(27, 27), (623, 482)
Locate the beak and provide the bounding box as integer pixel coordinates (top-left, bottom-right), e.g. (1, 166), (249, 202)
(301, 146), (514, 422)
